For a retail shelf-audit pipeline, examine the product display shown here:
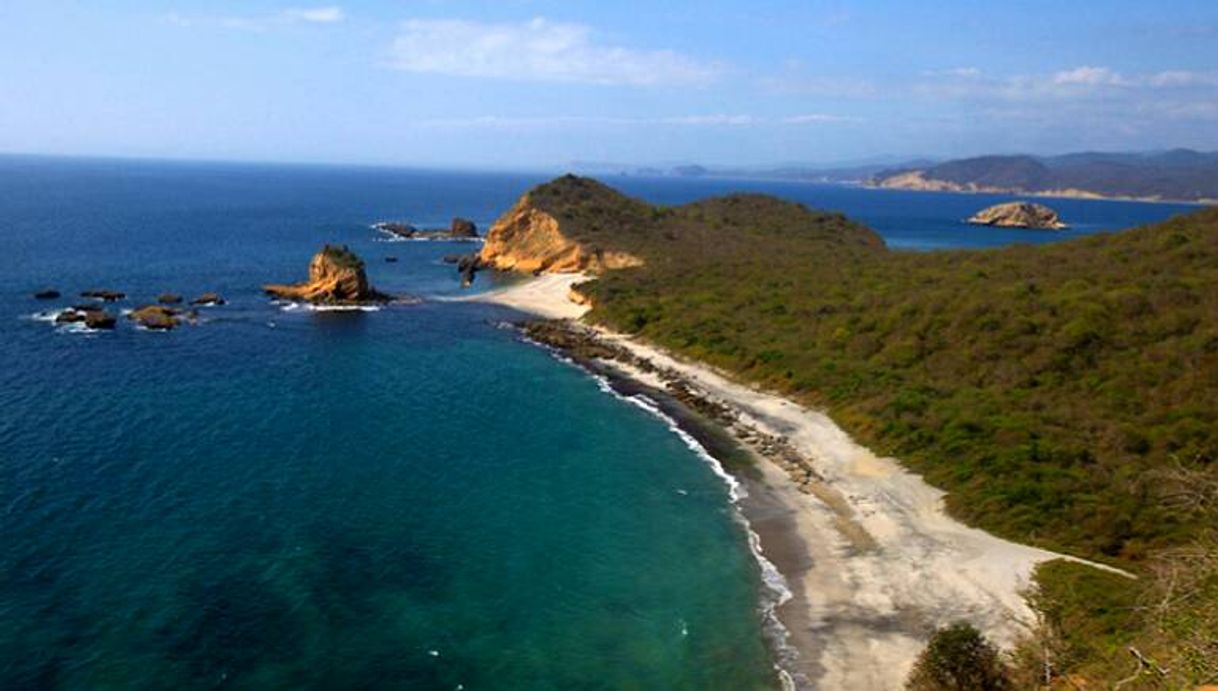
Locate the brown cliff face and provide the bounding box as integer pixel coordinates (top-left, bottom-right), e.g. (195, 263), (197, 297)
(478, 194), (643, 274)
(264, 245), (389, 303)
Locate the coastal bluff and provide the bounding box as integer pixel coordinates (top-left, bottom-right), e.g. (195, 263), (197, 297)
(478, 175), (645, 274)
(475, 175), (883, 286)
(264, 244), (390, 304)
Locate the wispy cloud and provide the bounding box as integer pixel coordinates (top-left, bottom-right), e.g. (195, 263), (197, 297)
(387, 17), (720, 86)
(919, 65), (1218, 105)
(781, 113), (861, 124)
(760, 74), (878, 98)
(165, 6), (345, 32)
(284, 7), (345, 24)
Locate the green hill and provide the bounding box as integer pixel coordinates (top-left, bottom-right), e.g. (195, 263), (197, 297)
(523, 176), (1218, 685)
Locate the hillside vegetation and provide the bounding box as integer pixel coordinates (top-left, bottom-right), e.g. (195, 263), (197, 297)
(523, 176), (1218, 685)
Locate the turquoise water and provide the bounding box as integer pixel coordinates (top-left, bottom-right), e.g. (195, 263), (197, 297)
(0, 156), (1195, 689)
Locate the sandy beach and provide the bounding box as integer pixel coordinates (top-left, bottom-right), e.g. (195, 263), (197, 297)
(471, 273), (1128, 690)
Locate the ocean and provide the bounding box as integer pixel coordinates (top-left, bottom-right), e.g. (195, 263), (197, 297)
(0, 155), (1197, 689)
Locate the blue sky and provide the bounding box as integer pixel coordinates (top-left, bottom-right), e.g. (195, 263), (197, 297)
(2, 0), (1216, 168)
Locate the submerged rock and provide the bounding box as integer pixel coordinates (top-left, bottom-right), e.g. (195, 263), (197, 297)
(190, 292), (226, 306)
(158, 293), (183, 305)
(80, 289), (126, 302)
(384, 256), (399, 263)
(968, 202), (1067, 230)
(263, 244), (391, 304)
(34, 289), (61, 300)
(374, 222), (418, 238)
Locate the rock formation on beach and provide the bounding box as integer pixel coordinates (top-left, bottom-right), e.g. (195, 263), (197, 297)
(264, 244), (390, 304)
(967, 201), (1068, 230)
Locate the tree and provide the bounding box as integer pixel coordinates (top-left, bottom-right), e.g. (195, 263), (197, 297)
(906, 622), (1011, 691)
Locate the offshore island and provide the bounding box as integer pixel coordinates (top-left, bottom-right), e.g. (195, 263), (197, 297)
(455, 174), (1216, 688)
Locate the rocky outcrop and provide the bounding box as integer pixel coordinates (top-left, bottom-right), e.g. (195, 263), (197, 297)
(449, 217), (477, 238)
(129, 305), (181, 330)
(374, 219), (479, 240)
(263, 244), (390, 304)
(456, 253), (481, 287)
(477, 194), (643, 275)
(56, 305), (116, 329)
(190, 292), (226, 306)
(967, 202), (1068, 230)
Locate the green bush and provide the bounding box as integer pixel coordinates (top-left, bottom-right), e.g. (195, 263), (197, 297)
(906, 623), (1010, 691)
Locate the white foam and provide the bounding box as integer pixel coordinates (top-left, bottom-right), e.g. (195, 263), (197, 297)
(25, 310), (109, 335)
(274, 300), (382, 313)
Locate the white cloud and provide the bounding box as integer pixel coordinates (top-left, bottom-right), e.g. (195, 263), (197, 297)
(387, 18), (720, 86)
(1052, 65), (1127, 86)
(284, 7), (345, 24)
(165, 6), (344, 31)
(782, 113), (859, 124)
(760, 75), (878, 98)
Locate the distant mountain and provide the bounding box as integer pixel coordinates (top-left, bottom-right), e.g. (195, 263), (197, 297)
(568, 158), (936, 183)
(871, 149), (1218, 202)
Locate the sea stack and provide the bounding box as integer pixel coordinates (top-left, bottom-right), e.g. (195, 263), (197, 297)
(263, 244), (390, 304)
(968, 201), (1068, 230)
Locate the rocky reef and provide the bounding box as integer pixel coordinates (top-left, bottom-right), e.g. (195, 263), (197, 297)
(264, 244), (391, 304)
(374, 217), (479, 240)
(128, 305), (194, 330)
(967, 201), (1067, 230)
(55, 305), (116, 329)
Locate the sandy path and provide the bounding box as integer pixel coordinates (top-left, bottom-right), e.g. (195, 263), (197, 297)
(470, 274), (1127, 690)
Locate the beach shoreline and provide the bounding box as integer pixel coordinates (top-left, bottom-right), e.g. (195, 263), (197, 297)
(469, 274), (1128, 690)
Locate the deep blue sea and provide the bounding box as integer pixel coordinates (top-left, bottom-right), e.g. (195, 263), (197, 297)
(0, 156), (1198, 690)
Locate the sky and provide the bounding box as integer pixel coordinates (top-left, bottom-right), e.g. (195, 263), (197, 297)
(1, 0), (1217, 169)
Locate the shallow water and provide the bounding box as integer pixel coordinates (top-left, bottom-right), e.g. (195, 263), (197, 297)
(0, 156), (1192, 689)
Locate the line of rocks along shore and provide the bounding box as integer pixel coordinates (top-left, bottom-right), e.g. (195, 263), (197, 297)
(518, 319), (869, 536)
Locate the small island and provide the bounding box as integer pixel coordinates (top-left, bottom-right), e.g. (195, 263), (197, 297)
(264, 244), (392, 304)
(967, 201), (1068, 230)
(374, 217), (479, 240)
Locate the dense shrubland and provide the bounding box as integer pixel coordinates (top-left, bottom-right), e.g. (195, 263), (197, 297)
(525, 176), (1218, 686)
